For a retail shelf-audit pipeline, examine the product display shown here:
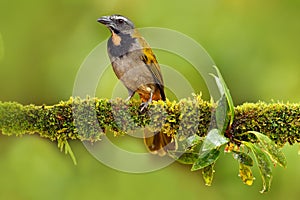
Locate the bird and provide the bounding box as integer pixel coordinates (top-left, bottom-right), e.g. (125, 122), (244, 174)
(97, 14), (176, 156)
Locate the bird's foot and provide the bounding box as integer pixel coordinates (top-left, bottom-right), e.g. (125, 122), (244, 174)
(125, 90), (135, 102)
(125, 96), (132, 102)
(139, 102), (149, 113)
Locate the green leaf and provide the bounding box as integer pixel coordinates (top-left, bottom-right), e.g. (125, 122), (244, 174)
(215, 94), (229, 131)
(185, 135), (203, 149)
(58, 139), (77, 165)
(210, 65), (235, 125)
(244, 142), (272, 193)
(239, 163), (254, 186)
(168, 151), (199, 164)
(201, 129), (229, 152)
(64, 140), (77, 165)
(248, 131), (287, 168)
(176, 134), (203, 152)
(191, 149), (220, 171)
(233, 151), (254, 166)
(202, 163), (215, 186)
(233, 150), (255, 185)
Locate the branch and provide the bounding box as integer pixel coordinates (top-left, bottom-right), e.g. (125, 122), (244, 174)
(1, 95), (299, 192)
(0, 96), (299, 146)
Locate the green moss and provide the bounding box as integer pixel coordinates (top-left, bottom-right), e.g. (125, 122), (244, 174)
(0, 101), (31, 135)
(0, 97), (300, 147)
(231, 102), (300, 146)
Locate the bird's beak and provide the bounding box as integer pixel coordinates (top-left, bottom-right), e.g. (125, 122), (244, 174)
(97, 16), (112, 26)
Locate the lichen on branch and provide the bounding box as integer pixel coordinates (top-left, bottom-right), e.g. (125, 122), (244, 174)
(0, 96), (300, 147)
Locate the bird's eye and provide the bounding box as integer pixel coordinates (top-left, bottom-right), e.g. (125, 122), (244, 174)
(117, 19), (125, 24)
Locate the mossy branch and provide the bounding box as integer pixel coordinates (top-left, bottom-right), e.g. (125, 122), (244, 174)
(0, 96), (299, 147)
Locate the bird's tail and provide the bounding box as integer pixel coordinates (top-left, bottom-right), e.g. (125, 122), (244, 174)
(144, 129), (176, 156)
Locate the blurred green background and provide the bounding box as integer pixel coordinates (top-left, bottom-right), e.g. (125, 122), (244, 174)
(1, 0), (300, 199)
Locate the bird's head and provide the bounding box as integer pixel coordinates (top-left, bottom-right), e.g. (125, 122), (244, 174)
(97, 14), (135, 35)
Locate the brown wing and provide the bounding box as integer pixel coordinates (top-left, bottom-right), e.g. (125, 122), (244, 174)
(136, 36), (166, 100)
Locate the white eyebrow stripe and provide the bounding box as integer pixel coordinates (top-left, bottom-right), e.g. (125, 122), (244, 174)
(111, 15), (128, 21)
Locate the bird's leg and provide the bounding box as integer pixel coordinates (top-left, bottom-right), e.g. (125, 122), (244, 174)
(140, 90), (153, 112)
(125, 90), (135, 102)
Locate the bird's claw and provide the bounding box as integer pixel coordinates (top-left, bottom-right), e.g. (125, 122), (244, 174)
(139, 102), (149, 113)
(125, 96), (132, 102)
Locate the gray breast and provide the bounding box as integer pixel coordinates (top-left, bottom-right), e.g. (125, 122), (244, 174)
(110, 51), (156, 92)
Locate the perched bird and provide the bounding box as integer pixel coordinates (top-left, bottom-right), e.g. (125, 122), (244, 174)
(97, 14), (175, 156)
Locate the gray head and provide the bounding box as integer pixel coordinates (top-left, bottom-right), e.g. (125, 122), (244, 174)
(97, 14), (135, 34)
